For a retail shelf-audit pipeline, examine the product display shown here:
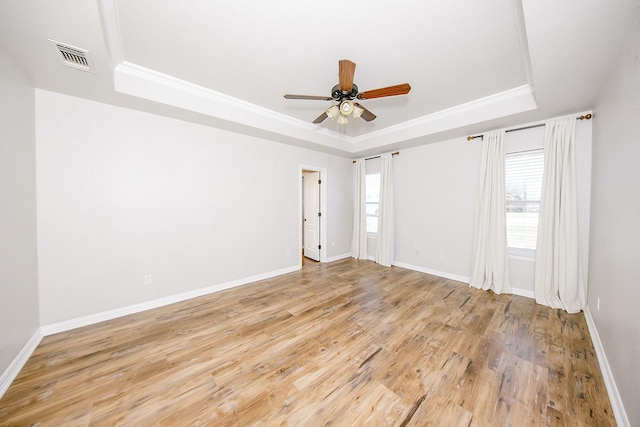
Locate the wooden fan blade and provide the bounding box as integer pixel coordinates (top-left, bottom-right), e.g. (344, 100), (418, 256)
(313, 111), (329, 124)
(357, 83), (411, 100)
(284, 94), (333, 101)
(339, 59), (356, 92)
(354, 103), (376, 122)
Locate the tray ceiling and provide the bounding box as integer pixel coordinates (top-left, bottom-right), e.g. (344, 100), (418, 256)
(0, 0), (638, 156)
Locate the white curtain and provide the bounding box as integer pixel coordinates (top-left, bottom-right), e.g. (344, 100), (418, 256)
(376, 153), (394, 267)
(351, 159), (368, 259)
(534, 118), (585, 313)
(470, 131), (511, 294)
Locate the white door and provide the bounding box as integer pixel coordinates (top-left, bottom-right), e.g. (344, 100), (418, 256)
(303, 172), (321, 261)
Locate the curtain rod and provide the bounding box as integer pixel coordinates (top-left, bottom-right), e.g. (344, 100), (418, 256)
(466, 114), (592, 141)
(352, 151), (399, 163)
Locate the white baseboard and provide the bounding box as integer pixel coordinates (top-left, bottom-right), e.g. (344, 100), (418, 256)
(392, 261), (534, 299)
(324, 253), (352, 263)
(393, 262), (470, 284)
(511, 288), (534, 299)
(0, 328), (43, 399)
(583, 306), (630, 427)
(41, 265), (300, 336)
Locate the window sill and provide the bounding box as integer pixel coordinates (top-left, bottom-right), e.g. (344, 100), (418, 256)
(508, 247), (535, 261)
(508, 254), (535, 262)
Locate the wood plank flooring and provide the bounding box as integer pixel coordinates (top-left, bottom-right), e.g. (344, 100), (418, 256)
(0, 259), (615, 426)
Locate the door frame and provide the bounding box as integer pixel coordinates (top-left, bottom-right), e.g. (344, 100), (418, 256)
(299, 165), (328, 267)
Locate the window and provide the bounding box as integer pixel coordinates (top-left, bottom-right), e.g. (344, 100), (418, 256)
(365, 173), (380, 233)
(505, 149), (544, 257)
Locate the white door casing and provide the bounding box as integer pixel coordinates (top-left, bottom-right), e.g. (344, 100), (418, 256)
(303, 172), (320, 261)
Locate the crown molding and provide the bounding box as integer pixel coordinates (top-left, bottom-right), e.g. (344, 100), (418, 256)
(114, 61), (355, 152)
(512, 0), (535, 88)
(115, 61), (537, 156)
(97, 0), (124, 70)
(98, 0), (538, 157)
(350, 84), (537, 152)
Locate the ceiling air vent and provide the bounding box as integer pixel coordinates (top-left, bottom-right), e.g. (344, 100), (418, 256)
(48, 39), (93, 72)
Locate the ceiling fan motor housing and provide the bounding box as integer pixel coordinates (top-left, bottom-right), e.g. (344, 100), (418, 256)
(331, 84), (359, 101)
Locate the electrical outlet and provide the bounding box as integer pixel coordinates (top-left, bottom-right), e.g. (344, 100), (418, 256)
(144, 274), (152, 285)
(415, 249), (420, 255)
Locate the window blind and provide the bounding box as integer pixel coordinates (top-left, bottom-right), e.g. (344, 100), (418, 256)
(505, 149), (544, 255)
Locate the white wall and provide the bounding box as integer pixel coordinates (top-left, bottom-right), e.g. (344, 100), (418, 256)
(394, 137), (480, 281)
(589, 8), (640, 426)
(0, 50), (40, 377)
(394, 115), (592, 294)
(35, 90), (352, 325)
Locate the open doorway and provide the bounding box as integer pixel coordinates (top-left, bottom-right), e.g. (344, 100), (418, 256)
(300, 166), (327, 267)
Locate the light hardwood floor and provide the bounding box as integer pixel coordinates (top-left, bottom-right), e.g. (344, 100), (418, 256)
(0, 259), (614, 426)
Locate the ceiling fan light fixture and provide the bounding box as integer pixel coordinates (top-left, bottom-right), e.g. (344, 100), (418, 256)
(336, 115), (349, 125)
(326, 105), (340, 120)
(352, 105), (364, 120)
(340, 100), (354, 116)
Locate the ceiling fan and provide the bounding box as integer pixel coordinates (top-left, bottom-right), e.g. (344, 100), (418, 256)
(284, 59), (411, 125)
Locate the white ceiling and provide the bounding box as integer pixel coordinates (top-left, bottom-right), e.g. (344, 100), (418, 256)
(1, 0), (638, 157)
